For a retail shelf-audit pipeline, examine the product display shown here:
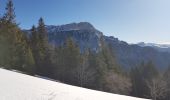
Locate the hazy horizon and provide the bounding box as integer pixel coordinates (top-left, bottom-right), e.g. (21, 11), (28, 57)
(0, 0), (170, 44)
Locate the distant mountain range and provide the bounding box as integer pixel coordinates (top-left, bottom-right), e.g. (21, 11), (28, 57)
(25, 22), (170, 69)
(137, 42), (170, 53)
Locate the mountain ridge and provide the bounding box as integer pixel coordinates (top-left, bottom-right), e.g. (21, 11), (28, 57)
(137, 42), (170, 53)
(25, 22), (170, 69)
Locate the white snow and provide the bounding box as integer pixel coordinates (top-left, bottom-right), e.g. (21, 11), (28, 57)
(137, 42), (170, 48)
(0, 68), (149, 100)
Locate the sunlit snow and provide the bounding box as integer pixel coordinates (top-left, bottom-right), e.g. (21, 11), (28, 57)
(0, 68), (149, 100)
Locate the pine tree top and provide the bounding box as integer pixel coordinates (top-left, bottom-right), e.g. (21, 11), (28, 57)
(3, 0), (16, 24)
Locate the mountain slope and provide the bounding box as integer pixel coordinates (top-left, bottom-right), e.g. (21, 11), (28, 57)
(0, 68), (148, 100)
(105, 37), (170, 69)
(25, 22), (170, 69)
(46, 22), (103, 52)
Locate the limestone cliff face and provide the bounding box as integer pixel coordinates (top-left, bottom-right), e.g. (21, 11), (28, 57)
(46, 22), (103, 52)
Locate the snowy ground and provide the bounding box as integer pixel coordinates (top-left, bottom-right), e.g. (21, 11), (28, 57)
(0, 68), (149, 100)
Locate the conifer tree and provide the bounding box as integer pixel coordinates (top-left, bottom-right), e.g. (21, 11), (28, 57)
(3, 0), (16, 24)
(0, 24), (11, 68)
(37, 17), (48, 59)
(62, 38), (80, 84)
(95, 37), (121, 90)
(0, 0), (35, 74)
(30, 25), (39, 65)
(52, 46), (66, 80)
(130, 61), (159, 98)
(35, 17), (52, 77)
(0, 0), (17, 68)
(75, 50), (96, 87)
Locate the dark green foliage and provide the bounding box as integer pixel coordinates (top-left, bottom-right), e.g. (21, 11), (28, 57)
(94, 37), (122, 91)
(0, 28), (11, 68)
(0, 24), (34, 73)
(60, 38), (80, 84)
(0, 0), (35, 74)
(30, 18), (52, 77)
(75, 50), (97, 87)
(30, 25), (39, 71)
(50, 40), (128, 94)
(130, 61), (159, 99)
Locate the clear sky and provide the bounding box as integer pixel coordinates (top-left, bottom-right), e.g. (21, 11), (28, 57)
(0, 0), (170, 44)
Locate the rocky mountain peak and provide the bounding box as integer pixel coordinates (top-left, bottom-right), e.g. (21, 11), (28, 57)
(46, 22), (96, 32)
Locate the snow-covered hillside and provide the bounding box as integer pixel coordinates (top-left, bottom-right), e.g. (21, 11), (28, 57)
(0, 68), (149, 100)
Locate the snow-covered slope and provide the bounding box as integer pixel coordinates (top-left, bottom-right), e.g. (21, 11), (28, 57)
(0, 68), (149, 100)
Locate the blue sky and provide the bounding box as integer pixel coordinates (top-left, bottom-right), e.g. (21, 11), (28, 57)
(0, 0), (170, 44)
